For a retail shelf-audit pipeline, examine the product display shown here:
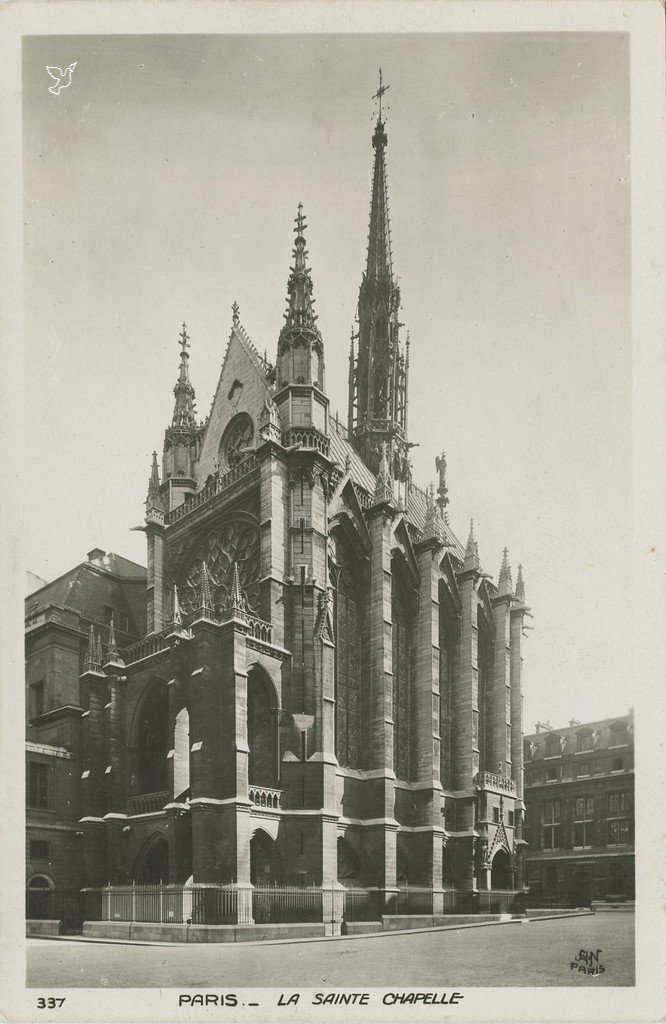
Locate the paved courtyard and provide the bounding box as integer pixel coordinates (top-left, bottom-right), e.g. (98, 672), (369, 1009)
(27, 912), (634, 989)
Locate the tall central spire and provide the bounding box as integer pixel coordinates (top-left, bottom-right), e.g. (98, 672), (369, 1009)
(349, 71), (409, 483)
(365, 80), (394, 283)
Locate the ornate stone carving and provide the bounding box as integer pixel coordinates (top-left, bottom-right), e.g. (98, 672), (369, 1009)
(178, 519), (260, 618)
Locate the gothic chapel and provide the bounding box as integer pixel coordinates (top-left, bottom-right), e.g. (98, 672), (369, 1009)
(27, 84), (530, 920)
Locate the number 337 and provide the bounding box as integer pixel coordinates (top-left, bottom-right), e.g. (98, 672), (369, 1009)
(37, 998), (65, 1008)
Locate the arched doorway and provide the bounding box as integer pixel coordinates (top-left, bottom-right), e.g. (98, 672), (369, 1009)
(26, 874), (53, 919)
(247, 667), (278, 788)
(250, 830), (282, 886)
(134, 681), (169, 794)
(490, 848), (512, 890)
(135, 834), (169, 884)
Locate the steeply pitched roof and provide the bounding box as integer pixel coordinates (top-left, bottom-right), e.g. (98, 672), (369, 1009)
(328, 418), (375, 494)
(25, 554), (147, 639)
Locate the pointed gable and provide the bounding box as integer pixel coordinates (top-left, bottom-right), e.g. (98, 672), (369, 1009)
(196, 320), (274, 488)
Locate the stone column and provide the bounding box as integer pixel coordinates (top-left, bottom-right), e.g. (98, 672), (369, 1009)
(453, 573), (480, 787)
(145, 508), (165, 633)
(491, 551), (513, 778)
(188, 611), (253, 890)
(366, 505), (395, 773)
(510, 569), (529, 889)
(258, 443), (288, 646)
(414, 536), (443, 786)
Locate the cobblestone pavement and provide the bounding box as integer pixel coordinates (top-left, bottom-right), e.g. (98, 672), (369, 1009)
(27, 912), (634, 989)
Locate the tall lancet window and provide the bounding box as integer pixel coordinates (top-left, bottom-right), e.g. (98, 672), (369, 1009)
(331, 546), (361, 768)
(392, 577), (413, 780)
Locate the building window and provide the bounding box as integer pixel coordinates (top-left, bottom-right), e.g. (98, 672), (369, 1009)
(573, 796), (594, 848)
(508, 810), (515, 827)
(493, 806), (500, 824)
(577, 761), (591, 778)
(28, 762), (48, 809)
(30, 840), (50, 860)
(607, 792), (632, 845)
(28, 681), (45, 720)
(332, 554), (361, 769)
(546, 766), (560, 783)
(609, 722), (628, 747)
(545, 735), (560, 759)
(541, 799), (562, 850)
(611, 757), (624, 773)
(472, 710), (479, 749)
(576, 730), (593, 753)
(392, 583), (413, 781)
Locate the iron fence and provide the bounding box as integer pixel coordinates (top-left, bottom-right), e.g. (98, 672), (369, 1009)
(28, 884), (529, 932)
(252, 884), (324, 924)
(395, 886), (435, 915)
(474, 889), (524, 915)
(342, 887), (383, 922)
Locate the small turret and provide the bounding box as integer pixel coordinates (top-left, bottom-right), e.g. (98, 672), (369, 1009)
(195, 560), (215, 621)
(225, 562), (248, 622)
(146, 451), (162, 510)
(463, 519), (480, 572)
(515, 563), (526, 603)
(161, 323), (204, 508)
(104, 616), (125, 670)
(423, 483), (443, 543)
(83, 624), (101, 673)
(497, 547), (513, 598)
(276, 204), (325, 391)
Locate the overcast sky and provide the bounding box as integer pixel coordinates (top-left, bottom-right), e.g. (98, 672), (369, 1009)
(23, 32), (630, 730)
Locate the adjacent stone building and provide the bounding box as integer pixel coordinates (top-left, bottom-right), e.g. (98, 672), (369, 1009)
(523, 712), (634, 905)
(26, 93), (531, 920)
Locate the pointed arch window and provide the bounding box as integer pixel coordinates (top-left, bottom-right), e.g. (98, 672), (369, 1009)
(332, 553), (361, 768)
(392, 579), (413, 781)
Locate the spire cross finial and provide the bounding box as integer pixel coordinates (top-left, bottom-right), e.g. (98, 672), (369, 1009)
(373, 67), (389, 119)
(179, 322), (190, 354)
(232, 300), (240, 325)
(294, 202), (306, 237)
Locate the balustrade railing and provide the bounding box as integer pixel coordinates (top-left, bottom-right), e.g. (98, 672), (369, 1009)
(122, 629), (171, 665)
(474, 771), (517, 795)
(165, 453), (259, 526)
(248, 785), (281, 809)
(245, 614), (273, 645)
(127, 790), (169, 816)
(281, 427), (330, 455)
